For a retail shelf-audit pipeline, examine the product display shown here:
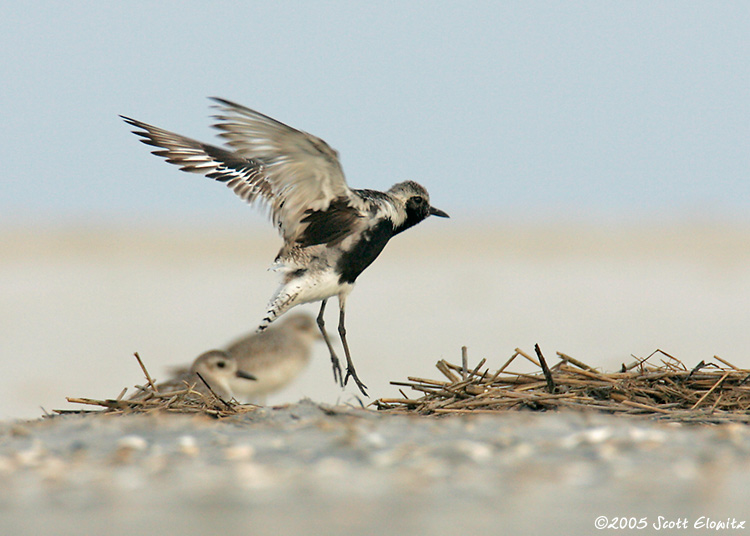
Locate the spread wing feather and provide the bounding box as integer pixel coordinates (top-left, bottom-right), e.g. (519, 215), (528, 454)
(122, 100), (367, 243)
(121, 116), (275, 217)
(210, 98), (363, 239)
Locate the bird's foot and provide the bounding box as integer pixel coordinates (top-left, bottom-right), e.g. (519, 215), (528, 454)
(344, 366), (368, 397)
(330, 355), (344, 387)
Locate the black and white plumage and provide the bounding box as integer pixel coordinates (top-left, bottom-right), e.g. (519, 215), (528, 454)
(121, 98), (449, 396)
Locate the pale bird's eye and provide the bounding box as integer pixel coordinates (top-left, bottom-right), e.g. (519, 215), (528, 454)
(216, 361), (226, 368)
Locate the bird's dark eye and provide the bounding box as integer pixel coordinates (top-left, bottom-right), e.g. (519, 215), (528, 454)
(216, 361), (226, 368)
(412, 196), (424, 205)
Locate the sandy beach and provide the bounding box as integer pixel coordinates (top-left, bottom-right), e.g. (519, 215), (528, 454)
(2, 402), (750, 535)
(3, 221), (750, 533)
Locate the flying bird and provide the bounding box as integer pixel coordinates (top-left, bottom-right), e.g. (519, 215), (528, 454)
(121, 98), (449, 395)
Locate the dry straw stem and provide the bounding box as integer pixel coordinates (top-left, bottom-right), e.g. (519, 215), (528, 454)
(133, 352), (158, 392)
(57, 353), (258, 418)
(377, 348), (750, 424)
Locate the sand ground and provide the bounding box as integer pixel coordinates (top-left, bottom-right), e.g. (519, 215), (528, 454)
(3, 222), (750, 533)
(2, 402), (750, 535)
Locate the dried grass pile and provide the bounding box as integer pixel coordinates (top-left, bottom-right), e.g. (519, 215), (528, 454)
(376, 346), (750, 423)
(57, 353), (256, 418)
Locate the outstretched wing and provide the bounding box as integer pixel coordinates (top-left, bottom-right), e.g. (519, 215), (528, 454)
(210, 98), (361, 237)
(121, 116), (275, 218)
(122, 99), (365, 243)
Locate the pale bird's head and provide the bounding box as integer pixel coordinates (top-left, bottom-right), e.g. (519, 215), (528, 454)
(191, 349), (257, 395)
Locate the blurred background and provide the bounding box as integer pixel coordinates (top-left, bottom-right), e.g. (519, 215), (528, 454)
(1, 1), (749, 419)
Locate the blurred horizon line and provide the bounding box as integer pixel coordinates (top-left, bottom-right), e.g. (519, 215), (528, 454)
(4, 204), (750, 232)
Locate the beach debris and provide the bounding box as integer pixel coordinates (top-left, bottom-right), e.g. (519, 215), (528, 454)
(376, 347), (750, 424)
(57, 353), (259, 418)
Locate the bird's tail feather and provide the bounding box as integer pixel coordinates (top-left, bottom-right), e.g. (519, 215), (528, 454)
(257, 285), (302, 332)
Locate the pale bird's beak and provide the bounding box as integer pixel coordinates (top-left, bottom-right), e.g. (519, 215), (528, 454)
(429, 206), (450, 218)
(235, 370), (257, 381)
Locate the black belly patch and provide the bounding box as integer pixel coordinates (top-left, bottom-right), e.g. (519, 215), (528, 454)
(336, 221), (394, 284)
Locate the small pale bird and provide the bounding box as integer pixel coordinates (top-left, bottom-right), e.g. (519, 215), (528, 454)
(131, 350), (257, 401)
(223, 312), (323, 403)
(122, 98), (449, 396)
(168, 313), (321, 403)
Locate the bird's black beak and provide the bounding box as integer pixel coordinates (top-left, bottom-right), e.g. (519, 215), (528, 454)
(429, 206), (450, 218)
(235, 370), (257, 381)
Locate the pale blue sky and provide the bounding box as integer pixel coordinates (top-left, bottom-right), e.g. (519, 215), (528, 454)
(1, 1), (748, 225)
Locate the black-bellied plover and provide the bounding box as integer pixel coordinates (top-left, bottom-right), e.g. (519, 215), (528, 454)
(122, 99), (449, 395)
(131, 350), (256, 401)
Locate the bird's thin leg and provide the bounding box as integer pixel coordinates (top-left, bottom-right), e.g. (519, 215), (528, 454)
(317, 299), (343, 387)
(338, 303), (368, 397)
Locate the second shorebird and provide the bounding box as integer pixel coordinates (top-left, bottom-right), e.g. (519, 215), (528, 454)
(122, 99), (449, 395)
(224, 312), (322, 403)
(131, 350), (257, 402)
(169, 313), (322, 403)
